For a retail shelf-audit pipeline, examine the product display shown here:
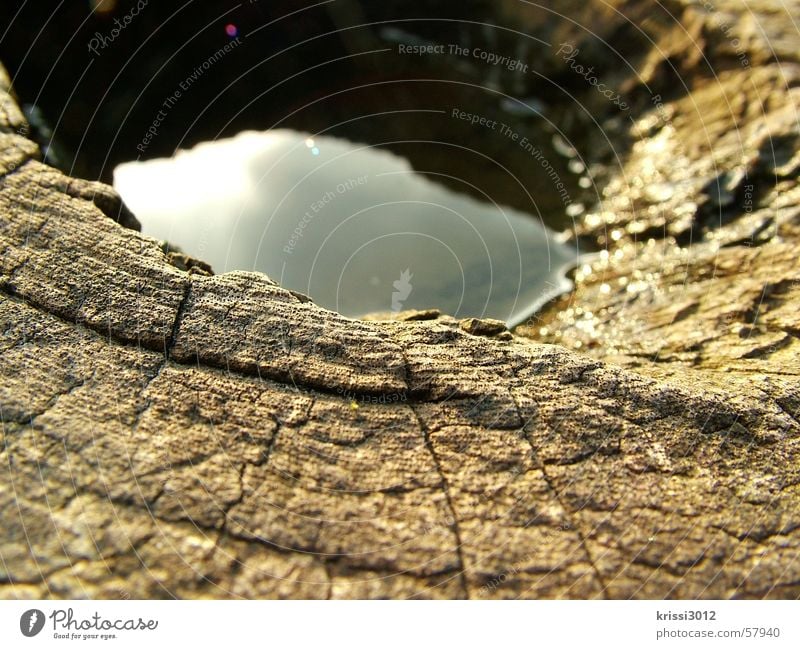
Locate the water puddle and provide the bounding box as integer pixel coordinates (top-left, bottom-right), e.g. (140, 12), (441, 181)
(114, 130), (577, 326)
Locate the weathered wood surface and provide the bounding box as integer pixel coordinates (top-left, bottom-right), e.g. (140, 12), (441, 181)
(2, 1), (800, 598)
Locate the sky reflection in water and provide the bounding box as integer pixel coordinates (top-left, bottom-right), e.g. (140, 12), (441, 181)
(114, 130), (577, 325)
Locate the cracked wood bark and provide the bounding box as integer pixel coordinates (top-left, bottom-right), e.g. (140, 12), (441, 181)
(2, 3), (800, 598)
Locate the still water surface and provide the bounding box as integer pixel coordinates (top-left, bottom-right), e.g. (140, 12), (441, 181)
(114, 130), (577, 326)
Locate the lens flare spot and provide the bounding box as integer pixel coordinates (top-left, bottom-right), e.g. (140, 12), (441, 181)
(225, 24), (238, 38)
(90, 0), (117, 13)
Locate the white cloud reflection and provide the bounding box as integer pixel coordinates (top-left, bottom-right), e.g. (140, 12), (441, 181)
(114, 130), (575, 325)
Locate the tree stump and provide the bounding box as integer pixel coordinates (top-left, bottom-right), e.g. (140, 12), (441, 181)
(1, 0), (799, 598)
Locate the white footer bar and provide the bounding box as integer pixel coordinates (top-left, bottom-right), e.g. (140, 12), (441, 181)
(0, 600), (795, 648)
